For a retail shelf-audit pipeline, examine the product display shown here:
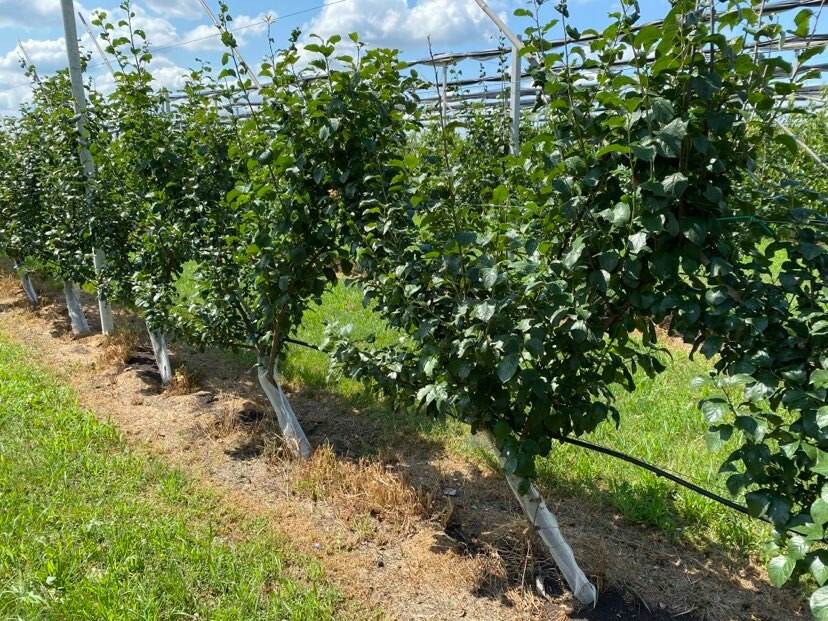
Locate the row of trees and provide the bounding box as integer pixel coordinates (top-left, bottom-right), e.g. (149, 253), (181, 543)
(0, 0), (826, 615)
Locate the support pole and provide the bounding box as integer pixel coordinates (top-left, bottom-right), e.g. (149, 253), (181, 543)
(510, 45), (521, 154)
(77, 11), (116, 77)
(16, 40), (41, 83)
(471, 0), (523, 50)
(257, 356), (312, 460)
(13, 260), (38, 306)
(195, 0), (261, 89)
(441, 64), (449, 118)
(63, 282), (91, 336)
(480, 432), (597, 605)
(472, 0), (524, 153)
(59, 0), (115, 335)
(775, 120), (828, 174)
(147, 325), (173, 385)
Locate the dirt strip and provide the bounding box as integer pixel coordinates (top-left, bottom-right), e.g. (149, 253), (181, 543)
(0, 271), (806, 621)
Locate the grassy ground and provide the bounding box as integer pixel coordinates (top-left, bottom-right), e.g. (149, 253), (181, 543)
(280, 281), (768, 556)
(534, 353), (767, 552)
(0, 335), (338, 620)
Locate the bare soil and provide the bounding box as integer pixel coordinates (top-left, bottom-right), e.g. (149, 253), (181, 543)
(0, 270), (807, 621)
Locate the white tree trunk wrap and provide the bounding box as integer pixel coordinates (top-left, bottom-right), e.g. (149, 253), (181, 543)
(483, 432), (597, 605)
(147, 327), (173, 385)
(257, 356), (312, 460)
(20, 272), (38, 305)
(13, 261), (38, 305)
(63, 281), (91, 336)
(92, 247), (114, 335)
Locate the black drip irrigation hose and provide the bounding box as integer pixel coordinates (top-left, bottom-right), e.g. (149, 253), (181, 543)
(557, 436), (769, 524)
(285, 336), (321, 352)
(281, 336), (771, 524)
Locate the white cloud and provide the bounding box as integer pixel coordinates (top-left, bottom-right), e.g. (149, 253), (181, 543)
(89, 3), (180, 47)
(7, 36), (67, 69)
(301, 0), (506, 51)
(0, 33), (192, 112)
(0, 0), (61, 28)
(0, 36), (68, 110)
(0, 1), (200, 112)
(143, 0), (200, 20)
(0, 0), (198, 29)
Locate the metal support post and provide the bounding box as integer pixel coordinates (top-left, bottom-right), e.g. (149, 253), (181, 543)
(60, 0), (115, 335)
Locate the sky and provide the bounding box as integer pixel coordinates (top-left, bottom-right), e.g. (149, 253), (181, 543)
(0, 0), (820, 113)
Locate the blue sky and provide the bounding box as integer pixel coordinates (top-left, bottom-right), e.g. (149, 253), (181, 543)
(0, 0), (819, 113)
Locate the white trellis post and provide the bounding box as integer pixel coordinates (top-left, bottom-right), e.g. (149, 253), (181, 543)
(471, 0), (596, 605)
(59, 0), (115, 335)
(13, 259), (38, 306)
(195, 0), (262, 89)
(77, 11), (116, 77)
(472, 0), (523, 155)
(441, 63), (449, 118)
(13, 43), (41, 308)
(510, 44), (521, 154)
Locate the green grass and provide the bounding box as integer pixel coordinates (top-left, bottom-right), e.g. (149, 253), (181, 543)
(534, 351), (768, 554)
(284, 282), (399, 405)
(0, 335), (338, 620)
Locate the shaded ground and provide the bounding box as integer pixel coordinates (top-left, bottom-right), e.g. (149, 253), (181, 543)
(0, 269), (806, 620)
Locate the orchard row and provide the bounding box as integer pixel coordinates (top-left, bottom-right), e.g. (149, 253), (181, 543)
(1, 0), (827, 614)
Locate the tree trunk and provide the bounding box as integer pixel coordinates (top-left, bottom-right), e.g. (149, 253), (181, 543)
(13, 261), (38, 305)
(147, 327), (173, 385)
(93, 247), (115, 335)
(256, 355), (312, 459)
(482, 432), (597, 605)
(63, 281), (90, 336)
(20, 272), (38, 306)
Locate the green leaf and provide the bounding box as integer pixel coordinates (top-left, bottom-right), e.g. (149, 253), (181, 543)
(812, 370), (828, 389)
(794, 8), (814, 37)
(628, 232), (648, 254)
(700, 398), (728, 424)
(690, 375), (711, 389)
(705, 425), (732, 451)
(595, 143), (631, 158)
(497, 354), (519, 383)
(745, 491), (771, 518)
(610, 202), (630, 226)
(475, 301), (496, 322)
(813, 557), (828, 587)
(656, 118), (688, 158)
(423, 356), (438, 377)
(812, 586), (828, 620)
(632, 143), (657, 161)
(814, 450), (828, 477)
(817, 406), (828, 429)
(663, 172), (688, 197)
(563, 236), (586, 270)
(480, 267), (498, 289)
(813, 498), (828, 526)
(650, 97), (674, 124)
(768, 555), (796, 588)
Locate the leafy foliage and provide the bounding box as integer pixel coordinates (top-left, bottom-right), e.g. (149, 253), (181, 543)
(323, 1), (828, 613)
(0, 69), (94, 285)
(176, 10), (417, 382)
(1, 0), (827, 615)
(91, 2), (200, 331)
